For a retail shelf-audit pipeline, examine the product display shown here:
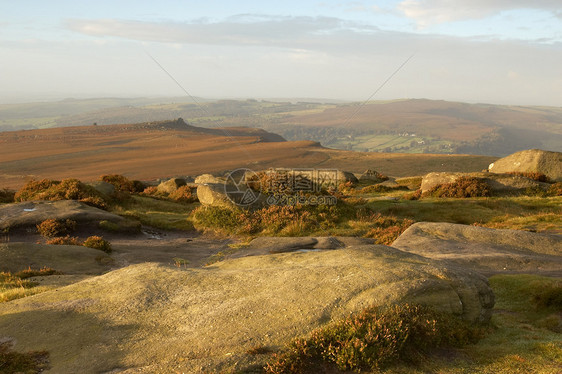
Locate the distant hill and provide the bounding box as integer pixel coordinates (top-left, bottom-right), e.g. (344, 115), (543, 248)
(1, 97), (559, 156)
(0, 119), (494, 189)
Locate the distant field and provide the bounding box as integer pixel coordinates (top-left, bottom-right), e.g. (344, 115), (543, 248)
(0, 119), (495, 189)
(1, 97), (560, 156)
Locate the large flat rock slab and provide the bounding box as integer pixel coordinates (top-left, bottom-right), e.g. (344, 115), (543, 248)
(392, 222), (562, 275)
(0, 245), (493, 373)
(488, 149), (562, 182)
(0, 242), (113, 274)
(0, 200), (126, 231)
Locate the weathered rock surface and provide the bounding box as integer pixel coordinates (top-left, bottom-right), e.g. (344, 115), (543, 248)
(196, 183), (237, 208)
(488, 149), (562, 181)
(194, 174), (224, 184)
(392, 222), (562, 275)
(156, 177), (186, 194)
(197, 182), (267, 208)
(359, 169), (386, 183)
(0, 246), (494, 373)
(0, 200), (126, 231)
(0, 242), (112, 274)
(420, 171), (543, 193)
(87, 181), (115, 196)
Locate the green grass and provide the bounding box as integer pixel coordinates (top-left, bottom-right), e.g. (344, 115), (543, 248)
(189, 195), (560, 239)
(110, 195), (196, 231)
(364, 196), (562, 232)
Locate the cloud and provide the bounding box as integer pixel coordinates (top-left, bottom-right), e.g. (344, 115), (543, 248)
(398, 0), (562, 26)
(65, 15), (377, 48)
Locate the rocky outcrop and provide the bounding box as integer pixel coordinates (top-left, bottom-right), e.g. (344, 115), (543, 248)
(488, 149), (562, 181)
(420, 171), (543, 193)
(194, 174), (224, 184)
(0, 200), (127, 231)
(156, 178), (186, 194)
(359, 169), (387, 183)
(392, 222), (562, 275)
(0, 243), (112, 274)
(87, 181), (115, 196)
(0, 245), (494, 373)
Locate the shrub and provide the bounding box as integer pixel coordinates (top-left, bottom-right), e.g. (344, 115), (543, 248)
(361, 213), (414, 245)
(142, 186), (159, 196)
(0, 188), (15, 203)
(402, 189), (422, 200)
(83, 236), (112, 253)
(14, 179), (59, 201)
(132, 180), (146, 193)
(169, 185), (198, 203)
(531, 280), (562, 310)
(15, 178), (108, 209)
(547, 182), (562, 196)
(264, 304), (483, 373)
(36, 219), (77, 238)
(100, 174), (141, 193)
(193, 202), (352, 236)
(193, 206), (242, 232)
(524, 185), (547, 197)
(424, 177), (491, 198)
(507, 172), (551, 183)
(46, 236), (82, 246)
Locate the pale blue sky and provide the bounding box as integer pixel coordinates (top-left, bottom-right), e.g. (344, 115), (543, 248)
(1, 0), (561, 105)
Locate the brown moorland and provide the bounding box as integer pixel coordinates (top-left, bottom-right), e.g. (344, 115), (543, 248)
(0, 119), (495, 189)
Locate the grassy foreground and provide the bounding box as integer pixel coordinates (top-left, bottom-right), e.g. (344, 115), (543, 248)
(242, 274), (561, 374)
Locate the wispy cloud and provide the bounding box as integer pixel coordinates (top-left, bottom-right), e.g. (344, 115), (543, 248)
(65, 15), (378, 48)
(398, 0), (562, 27)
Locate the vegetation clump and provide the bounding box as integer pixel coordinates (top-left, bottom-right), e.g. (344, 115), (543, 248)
(168, 185), (198, 203)
(424, 177), (491, 198)
(83, 236), (112, 253)
(359, 184), (408, 194)
(36, 219), (77, 238)
(264, 304), (484, 373)
(193, 202), (352, 236)
(507, 171), (551, 183)
(45, 236), (82, 246)
(15, 179), (108, 209)
(0, 188), (15, 203)
(100, 174), (145, 193)
(362, 214), (414, 245)
(547, 182), (562, 196)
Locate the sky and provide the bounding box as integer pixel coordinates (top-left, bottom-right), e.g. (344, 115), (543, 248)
(1, 0), (561, 106)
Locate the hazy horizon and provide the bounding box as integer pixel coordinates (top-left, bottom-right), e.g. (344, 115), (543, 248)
(1, 1), (561, 107)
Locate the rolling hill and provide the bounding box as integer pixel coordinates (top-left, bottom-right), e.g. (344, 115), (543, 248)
(0, 119), (495, 189)
(1, 98), (560, 156)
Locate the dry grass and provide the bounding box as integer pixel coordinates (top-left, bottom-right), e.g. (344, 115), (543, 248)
(0, 267), (60, 303)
